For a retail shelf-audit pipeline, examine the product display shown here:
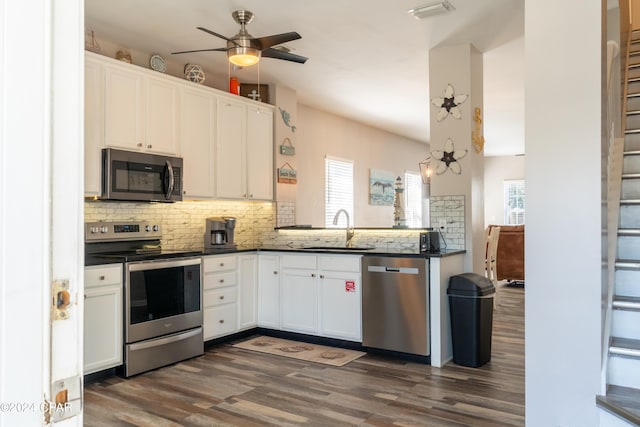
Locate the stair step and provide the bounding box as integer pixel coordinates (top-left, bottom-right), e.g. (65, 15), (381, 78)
(615, 269), (640, 298)
(597, 386), (640, 427)
(610, 337), (640, 357)
(613, 296), (640, 311)
(612, 310), (640, 340)
(608, 354), (640, 389)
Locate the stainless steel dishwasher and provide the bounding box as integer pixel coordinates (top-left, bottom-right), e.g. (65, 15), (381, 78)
(361, 256), (429, 356)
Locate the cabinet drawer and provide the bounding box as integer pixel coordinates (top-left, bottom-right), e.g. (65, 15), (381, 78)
(203, 287), (237, 308)
(203, 255), (237, 273)
(280, 254), (316, 269)
(318, 255), (361, 273)
(203, 271), (237, 290)
(204, 304), (237, 339)
(85, 264), (122, 288)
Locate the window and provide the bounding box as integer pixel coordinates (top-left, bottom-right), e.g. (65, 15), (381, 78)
(504, 180), (525, 224)
(325, 157), (354, 227)
(404, 171), (423, 227)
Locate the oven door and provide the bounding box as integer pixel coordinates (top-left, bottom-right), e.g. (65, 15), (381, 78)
(125, 257), (201, 343)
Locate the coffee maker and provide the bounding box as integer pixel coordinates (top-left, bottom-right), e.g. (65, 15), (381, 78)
(204, 217), (237, 250)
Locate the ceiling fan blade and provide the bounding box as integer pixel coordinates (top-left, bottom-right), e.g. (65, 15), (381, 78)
(171, 47), (227, 55)
(197, 27), (239, 46)
(262, 48), (308, 64)
(254, 32), (301, 49)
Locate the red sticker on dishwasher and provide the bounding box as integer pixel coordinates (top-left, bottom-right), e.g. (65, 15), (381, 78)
(345, 281), (355, 292)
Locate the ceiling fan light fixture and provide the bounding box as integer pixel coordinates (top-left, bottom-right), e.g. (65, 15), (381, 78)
(408, 1), (455, 19)
(228, 46), (261, 67)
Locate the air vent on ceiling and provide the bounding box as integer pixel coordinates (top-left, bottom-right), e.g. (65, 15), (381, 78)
(408, 1), (455, 19)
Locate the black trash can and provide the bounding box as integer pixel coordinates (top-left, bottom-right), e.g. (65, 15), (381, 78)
(447, 272), (495, 367)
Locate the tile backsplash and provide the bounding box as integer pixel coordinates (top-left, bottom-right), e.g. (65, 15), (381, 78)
(430, 195), (465, 250)
(84, 199), (425, 252)
(84, 200), (275, 250)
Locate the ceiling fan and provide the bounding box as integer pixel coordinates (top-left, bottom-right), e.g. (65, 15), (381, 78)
(172, 10), (308, 67)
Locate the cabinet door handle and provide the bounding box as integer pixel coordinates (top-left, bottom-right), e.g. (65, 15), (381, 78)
(220, 262), (224, 267)
(147, 144), (153, 149)
(219, 279), (224, 283)
(99, 275), (105, 280)
(219, 319), (224, 324)
(137, 143), (142, 147)
(249, 194), (253, 198)
(219, 295), (224, 300)
(311, 273), (316, 278)
(273, 271), (278, 275)
(320, 275), (325, 279)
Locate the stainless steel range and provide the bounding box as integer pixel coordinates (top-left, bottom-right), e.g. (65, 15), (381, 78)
(85, 221), (203, 377)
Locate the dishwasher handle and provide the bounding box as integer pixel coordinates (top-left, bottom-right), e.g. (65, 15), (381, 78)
(367, 265), (420, 275)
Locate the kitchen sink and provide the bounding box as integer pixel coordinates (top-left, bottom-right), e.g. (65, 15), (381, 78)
(303, 246), (375, 251)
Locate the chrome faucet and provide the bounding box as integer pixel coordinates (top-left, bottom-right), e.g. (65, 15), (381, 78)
(333, 209), (355, 247)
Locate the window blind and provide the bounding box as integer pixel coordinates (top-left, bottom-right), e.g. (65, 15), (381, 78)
(325, 157), (354, 227)
(404, 171), (423, 227)
(504, 179), (525, 224)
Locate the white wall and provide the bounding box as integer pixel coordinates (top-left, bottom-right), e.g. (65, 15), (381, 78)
(484, 155), (525, 226)
(294, 104), (430, 227)
(525, 0), (602, 425)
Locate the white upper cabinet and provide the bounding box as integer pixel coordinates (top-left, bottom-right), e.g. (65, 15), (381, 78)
(246, 105), (274, 200)
(84, 56), (104, 196)
(216, 96), (274, 200)
(180, 86), (216, 198)
(216, 97), (246, 199)
(104, 65), (145, 151)
(144, 76), (179, 155)
(84, 52), (273, 199)
(102, 56), (179, 155)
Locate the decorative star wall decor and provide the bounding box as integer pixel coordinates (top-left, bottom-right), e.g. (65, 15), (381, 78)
(431, 138), (468, 175)
(431, 84), (468, 122)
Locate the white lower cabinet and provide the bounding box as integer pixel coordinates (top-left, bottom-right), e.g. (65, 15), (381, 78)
(318, 255), (362, 342)
(257, 253), (363, 342)
(257, 254), (280, 328)
(238, 254), (258, 330)
(84, 264), (123, 374)
(280, 254), (319, 334)
(202, 254), (238, 340)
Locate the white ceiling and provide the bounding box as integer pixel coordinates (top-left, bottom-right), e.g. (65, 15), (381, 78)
(85, 0), (525, 156)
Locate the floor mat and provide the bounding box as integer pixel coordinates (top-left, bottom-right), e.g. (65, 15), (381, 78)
(232, 336), (365, 367)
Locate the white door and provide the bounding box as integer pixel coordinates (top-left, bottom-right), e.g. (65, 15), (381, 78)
(238, 254), (258, 329)
(145, 76), (179, 155)
(216, 98), (246, 198)
(104, 65), (144, 151)
(1, 1), (84, 425)
(246, 105), (274, 200)
(181, 87), (216, 198)
(257, 255), (280, 328)
(280, 268), (319, 334)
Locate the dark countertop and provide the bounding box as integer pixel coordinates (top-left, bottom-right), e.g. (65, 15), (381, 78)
(85, 246), (465, 266)
(257, 246), (465, 258)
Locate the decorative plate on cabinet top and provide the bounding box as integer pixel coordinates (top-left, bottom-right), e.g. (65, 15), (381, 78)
(149, 54), (166, 73)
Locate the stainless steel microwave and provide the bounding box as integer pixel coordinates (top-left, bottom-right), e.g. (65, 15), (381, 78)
(102, 148), (183, 202)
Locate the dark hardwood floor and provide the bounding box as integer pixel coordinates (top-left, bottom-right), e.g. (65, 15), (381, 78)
(84, 283), (524, 426)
